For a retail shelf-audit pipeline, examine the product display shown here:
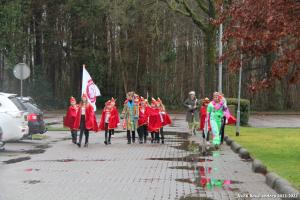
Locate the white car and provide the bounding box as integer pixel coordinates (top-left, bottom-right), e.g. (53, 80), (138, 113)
(0, 93), (29, 149)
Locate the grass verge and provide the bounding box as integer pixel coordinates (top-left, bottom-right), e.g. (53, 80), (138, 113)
(225, 125), (300, 190)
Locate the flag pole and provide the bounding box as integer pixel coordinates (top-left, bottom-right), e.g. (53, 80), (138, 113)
(81, 64), (86, 96)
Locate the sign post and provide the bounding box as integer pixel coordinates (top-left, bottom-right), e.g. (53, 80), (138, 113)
(13, 63), (30, 99)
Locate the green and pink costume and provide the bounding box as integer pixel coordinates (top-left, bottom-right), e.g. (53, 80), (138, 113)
(207, 101), (229, 145)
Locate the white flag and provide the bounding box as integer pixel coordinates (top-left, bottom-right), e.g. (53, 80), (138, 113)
(81, 66), (101, 111)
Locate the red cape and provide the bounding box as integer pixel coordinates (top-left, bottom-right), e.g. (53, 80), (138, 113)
(63, 105), (78, 130)
(99, 107), (120, 130)
(227, 115), (236, 125)
(147, 107), (162, 132)
(74, 103), (98, 132)
(161, 112), (172, 126)
(138, 107), (149, 126)
(199, 106), (211, 131)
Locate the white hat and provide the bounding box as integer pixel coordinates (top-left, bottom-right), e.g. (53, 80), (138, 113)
(189, 91), (195, 95)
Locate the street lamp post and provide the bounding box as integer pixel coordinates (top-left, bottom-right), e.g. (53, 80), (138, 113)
(218, 6), (223, 93)
(236, 41), (243, 136)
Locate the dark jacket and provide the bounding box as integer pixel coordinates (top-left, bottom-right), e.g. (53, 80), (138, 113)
(183, 98), (200, 122)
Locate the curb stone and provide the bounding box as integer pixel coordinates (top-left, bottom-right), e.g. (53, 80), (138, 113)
(224, 135), (228, 141)
(273, 178), (300, 199)
(252, 159), (267, 174)
(238, 148), (251, 159)
(266, 172), (281, 189)
(230, 141), (241, 153)
(225, 137), (233, 145)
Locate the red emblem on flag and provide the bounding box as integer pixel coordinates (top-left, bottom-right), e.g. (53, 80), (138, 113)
(86, 79), (97, 103)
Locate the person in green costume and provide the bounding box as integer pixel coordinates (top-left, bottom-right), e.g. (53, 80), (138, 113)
(121, 91), (139, 144)
(206, 92), (227, 148)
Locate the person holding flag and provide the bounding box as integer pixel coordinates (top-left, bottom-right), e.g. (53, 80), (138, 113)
(73, 64), (100, 148)
(74, 93), (98, 148)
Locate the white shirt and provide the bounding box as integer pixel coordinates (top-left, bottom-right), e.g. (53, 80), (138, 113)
(105, 112), (111, 123)
(81, 107), (86, 115)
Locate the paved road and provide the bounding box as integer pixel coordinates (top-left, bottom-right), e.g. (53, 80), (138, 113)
(0, 115), (280, 200)
(248, 114), (300, 128)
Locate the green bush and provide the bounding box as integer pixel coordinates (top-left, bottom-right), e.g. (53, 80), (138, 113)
(226, 98), (250, 125)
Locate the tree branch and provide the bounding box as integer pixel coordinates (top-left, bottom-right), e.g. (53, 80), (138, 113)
(195, 0), (209, 14)
(161, 0), (190, 17)
(181, 0), (207, 32)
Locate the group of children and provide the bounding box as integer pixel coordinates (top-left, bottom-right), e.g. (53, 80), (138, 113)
(63, 91), (172, 148)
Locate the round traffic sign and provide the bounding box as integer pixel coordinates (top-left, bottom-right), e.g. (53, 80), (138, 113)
(13, 63), (30, 80)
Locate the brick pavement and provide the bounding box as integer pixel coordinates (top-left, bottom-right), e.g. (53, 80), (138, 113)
(0, 115), (280, 200)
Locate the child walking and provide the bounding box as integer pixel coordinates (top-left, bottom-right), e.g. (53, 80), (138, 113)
(74, 93), (98, 148)
(156, 98), (172, 144)
(137, 97), (149, 144)
(64, 97), (79, 144)
(99, 99), (120, 145)
(199, 98), (211, 144)
(122, 92), (139, 144)
(206, 92), (227, 148)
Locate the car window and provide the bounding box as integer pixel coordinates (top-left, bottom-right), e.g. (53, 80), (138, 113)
(23, 102), (42, 114)
(9, 97), (27, 111)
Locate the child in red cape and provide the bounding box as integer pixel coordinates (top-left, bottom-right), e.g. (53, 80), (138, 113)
(74, 93), (98, 148)
(137, 97), (149, 144)
(148, 98), (162, 143)
(64, 97), (79, 144)
(156, 98), (172, 144)
(99, 99), (120, 145)
(199, 98), (211, 144)
(109, 97), (119, 136)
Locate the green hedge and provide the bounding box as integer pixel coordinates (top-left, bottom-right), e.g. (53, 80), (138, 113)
(226, 98), (250, 125)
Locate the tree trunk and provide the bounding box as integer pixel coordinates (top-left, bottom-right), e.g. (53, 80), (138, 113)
(204, 28), (217, 97)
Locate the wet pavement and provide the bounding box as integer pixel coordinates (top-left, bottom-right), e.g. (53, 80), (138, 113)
(0, 115), (280, 200)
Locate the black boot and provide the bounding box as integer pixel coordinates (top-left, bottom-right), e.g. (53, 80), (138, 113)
(108, 130), (112, 144)
(151, 132), (154, 143)
(132, 131), (136, 143)
(127, 130), (131, 144)
(104, 130), (108, 145)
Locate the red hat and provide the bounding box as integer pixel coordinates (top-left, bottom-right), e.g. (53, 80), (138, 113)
(70, 96), (76, 103)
